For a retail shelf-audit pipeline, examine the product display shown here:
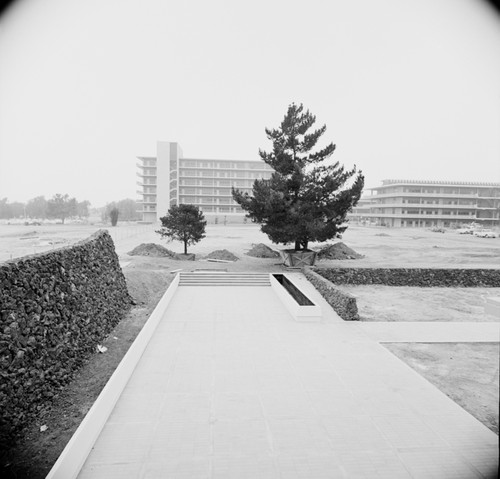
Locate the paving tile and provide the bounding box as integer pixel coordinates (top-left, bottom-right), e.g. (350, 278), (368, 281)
(456, 446), (499, 478)
(307, 389), (364, 417)
(140, 456), (211, 479)
(256, 371), (304, 392)
(213, 354), (255, 373)
(358, 390), (416, 416)
(212, 454), (279, 479)
(213, 370), (259, 393)
(274, 454), (345, 478)
(82, 422), (154, 466)
(398, 447), (482, 478)
(159, 393), (211, 422)
(267, 418), (333, 455)
(213, 392), (264, 421)
(78, 462), (142, 479)
(372, 415), (449, 448)
(336, 449), (412, 478)
(129, 355), (176, 377)
(295, 369), (344, 391)
(165, 370), (212, 393)
(399, 387), (471, 416)
(260, 390), (316, 419)
(147, 420), (211, 460)
(107, 391), (165, 424)
(320, 414), (393, 452)
(422, 413), (499, 449)
(212, 419), (272, 456)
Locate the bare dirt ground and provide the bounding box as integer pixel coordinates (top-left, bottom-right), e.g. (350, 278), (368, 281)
(0, 222), (499, 477)
(335, 285), (500, 322)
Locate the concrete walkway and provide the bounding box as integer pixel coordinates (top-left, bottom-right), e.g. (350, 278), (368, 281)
(76, 274), (498, 478)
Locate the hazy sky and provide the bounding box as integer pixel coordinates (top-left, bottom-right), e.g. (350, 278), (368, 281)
(0, 0), (499, 207)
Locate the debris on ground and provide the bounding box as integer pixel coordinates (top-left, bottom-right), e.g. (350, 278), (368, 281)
(316, 242), (364, 260)
(204, 249), (239, 261)
(246, 243), (280, 258)
(21, 230), (39, 237)
(374, 233), (390, 237)
(127, 243), (175, 257)
(96, 345), (108, 353)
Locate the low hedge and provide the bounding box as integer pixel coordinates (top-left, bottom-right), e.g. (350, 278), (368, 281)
(312, 267), (500, 287)
(0, 230), (131, 448)
(303, 269), (359, 321)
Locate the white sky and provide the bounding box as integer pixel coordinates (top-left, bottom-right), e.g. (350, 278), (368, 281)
(0, 0), (499, 207)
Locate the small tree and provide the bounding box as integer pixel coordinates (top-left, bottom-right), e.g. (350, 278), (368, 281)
(47, 194), (77, 224)
(156, 204), (206, 254)
(26, 196), (48, 219)
(109, 207), (119, 226)
(233, 103), (364, 251)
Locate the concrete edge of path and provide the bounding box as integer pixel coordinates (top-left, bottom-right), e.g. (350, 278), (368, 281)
(45, 274), (180, 479)
(356, 321), (500, 343)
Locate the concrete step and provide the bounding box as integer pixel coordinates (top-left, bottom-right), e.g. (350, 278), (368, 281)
(179, 272), (271, 286)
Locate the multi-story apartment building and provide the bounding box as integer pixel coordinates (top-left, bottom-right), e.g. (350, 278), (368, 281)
(351, 179), (500, 228)
(137, 141), (274, 223)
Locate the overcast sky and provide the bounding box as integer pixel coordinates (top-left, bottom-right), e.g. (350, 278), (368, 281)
(0, 0), (499, 207)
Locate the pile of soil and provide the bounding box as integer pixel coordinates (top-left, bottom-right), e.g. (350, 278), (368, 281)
(204, 249), (239, 261)
(316, 242), (364, 260)
(246, 243), (280, 258)
(127, 243), (175, 257)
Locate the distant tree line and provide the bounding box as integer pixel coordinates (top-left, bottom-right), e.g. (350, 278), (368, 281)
(0, 195), (141, 224)
(102, 199), (141, 224)
(0, 195), (89, 223)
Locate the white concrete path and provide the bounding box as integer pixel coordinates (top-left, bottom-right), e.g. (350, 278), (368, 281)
(77, 275), (498, 479)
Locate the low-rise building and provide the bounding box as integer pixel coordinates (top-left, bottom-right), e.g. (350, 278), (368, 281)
(351, 179), (500, 228)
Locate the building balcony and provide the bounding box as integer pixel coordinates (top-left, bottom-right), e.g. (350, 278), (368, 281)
(361, 202), (484, 210)
(136, 181), (157, 187)
(179, 163), (272, 171)
(136, 162), (157, 169)
(357, 212), (477, 220)
(371, 192), (479, 200)
(366, 203), (479, 209)
(136, 172), (157, 179)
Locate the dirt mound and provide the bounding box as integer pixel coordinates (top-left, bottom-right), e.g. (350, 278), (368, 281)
(127, 243), (175, 257)
(205, 249), (239, 261)
(316, 242), (364, 260)
(246, 243), (280, 258)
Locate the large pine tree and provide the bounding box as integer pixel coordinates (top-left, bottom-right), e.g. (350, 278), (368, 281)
(233, 103), (364, 251)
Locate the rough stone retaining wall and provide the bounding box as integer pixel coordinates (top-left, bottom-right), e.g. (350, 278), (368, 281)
(303, 268), (359, 321)
(312, 267), (500, 287)
(0, 230), (131, 447)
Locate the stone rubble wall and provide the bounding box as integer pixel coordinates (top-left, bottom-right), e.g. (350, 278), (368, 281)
(0, 230), (131, 447)
(312, 267), (500, 287)
(303, 268), (360, 321)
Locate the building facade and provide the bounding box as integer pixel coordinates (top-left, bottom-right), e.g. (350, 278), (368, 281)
(351, 179), (500, 228)
(137, 141), (274, 223)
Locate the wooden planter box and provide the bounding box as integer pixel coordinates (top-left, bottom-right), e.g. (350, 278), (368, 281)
(279, 249), (317, 267)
